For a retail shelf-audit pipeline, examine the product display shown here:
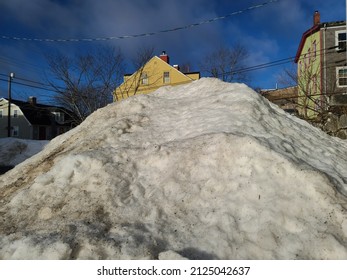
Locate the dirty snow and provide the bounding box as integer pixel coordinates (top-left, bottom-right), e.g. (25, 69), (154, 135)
(0, 78), (347, 260)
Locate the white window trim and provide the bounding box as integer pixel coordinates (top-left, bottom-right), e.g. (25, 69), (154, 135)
(53, 111), (65, 123)
(141, 72), (148, 85)
(163, 71), (170, 84)
(336, 66), (347, 87)
(335, 30), (346, 51)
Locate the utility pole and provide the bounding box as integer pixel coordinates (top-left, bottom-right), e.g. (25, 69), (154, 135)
(7, 72), (15, 137)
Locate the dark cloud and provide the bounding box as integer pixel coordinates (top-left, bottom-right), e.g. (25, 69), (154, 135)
(0, 0), (345, 97)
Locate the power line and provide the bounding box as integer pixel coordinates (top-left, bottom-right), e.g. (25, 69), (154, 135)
(0, 0), (279, 43)
(15, 76), (55, 88)
(215, 46), (346, 78)
(0, 78), (57, 92)
(0, 55), (45, 73)
(0, 45), (345, 95)
(0, 73), (66, 90)
(230, 58), (295, 75)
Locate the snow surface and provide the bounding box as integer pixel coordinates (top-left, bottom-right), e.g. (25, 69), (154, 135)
(0, 78), (347, 260)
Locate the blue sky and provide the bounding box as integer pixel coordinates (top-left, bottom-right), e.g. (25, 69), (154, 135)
(0, 0), (346, 103)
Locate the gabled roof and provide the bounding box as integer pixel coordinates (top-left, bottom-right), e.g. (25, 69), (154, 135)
(294, 24), (321, 63)
(123, 55), (200, 81)
(125, 56), (197, 81)
(295, 20), (346, 63)
(115, 53), (201, 101)
(0, 98), (72, 126)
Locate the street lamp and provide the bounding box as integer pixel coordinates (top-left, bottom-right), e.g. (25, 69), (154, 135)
(7, 72), (15, 137)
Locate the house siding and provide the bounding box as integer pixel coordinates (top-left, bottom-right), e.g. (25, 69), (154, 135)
(296, 21), (346, 119)
(114, 56), (199, 101)
(0, 98), (74, 140)
(322, 25), (347, 105)
(0, 101), (31, 138)
(185, 72), (200, 81)
(297, 31), (322, 118)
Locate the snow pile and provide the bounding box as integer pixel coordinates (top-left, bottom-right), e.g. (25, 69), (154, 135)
(0, 78), (347, 260)
(0, 138), (48, 166)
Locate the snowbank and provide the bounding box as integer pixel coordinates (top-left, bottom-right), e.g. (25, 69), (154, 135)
(0, 138), (48, 167)
(0, 78), (346, 259)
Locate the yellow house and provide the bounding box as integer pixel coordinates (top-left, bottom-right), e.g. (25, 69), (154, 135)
(114, 51), (200, 101)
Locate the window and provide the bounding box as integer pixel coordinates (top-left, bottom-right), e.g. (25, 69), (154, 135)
(13, 109), (18, 118)
(12, 126), (19, 137)
(336, 31), (346, 51)
(307, 48), (311, 64)
(0, 109), (3, 118)
(303, 54), (308, 68)
(337, 67), (347, 87)
(312, 75), (317, 95)
(312, 75), (320, 111)
(141, 72), (148, 85)
(53, 112), (65, 123)
(312, 40), (317, 61)
(163, 71), (170, 84)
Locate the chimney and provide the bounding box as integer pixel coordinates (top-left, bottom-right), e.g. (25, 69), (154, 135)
(28, 96), (37, 106)
(173, 64), (180, 71)
(159, 51), (170, 64)
(313, 11), (320, 25)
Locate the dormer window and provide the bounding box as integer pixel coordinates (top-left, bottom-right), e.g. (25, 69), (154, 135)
(336, 31), (346, 51)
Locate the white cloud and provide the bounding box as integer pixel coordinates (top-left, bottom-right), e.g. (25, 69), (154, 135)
(0, 0), (345, 91)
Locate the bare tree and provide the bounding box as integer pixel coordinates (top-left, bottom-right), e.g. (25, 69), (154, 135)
(277, 62), (328, 120)
(114, 46), (159, 101)
(199, 44), (250, 82)
(132, 46), (155, 70)
(130, 46), (155, 96)
(46, 47), (125, 124)
(277, 64), (298, 88)
(277, 62), (347, 137)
